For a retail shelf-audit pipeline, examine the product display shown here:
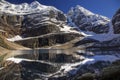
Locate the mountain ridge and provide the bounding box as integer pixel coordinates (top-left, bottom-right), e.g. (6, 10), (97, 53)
(0, 0), (61, 15)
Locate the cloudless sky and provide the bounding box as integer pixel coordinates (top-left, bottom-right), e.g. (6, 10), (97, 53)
(6, 0), (120, 19)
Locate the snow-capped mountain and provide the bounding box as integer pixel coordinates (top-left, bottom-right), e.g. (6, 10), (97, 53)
(67, 5), (120, 42)
(67, 5), (110, 34)
(0, 0), (60, 15)
(0, 0), (79, 38)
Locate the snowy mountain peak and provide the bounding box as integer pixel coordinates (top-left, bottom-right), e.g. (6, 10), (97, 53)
(30, 1), (44, 8)
(74, 5), (94, 15)
(31, 1), (41, 5)
(68, 5), (109, 20)
(0, 1), (58, 15)
(67, 5), (110, 35)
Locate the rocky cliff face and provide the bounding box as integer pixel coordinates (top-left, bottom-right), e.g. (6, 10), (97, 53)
(0, 1), (67, 37)
(21, 10), (66, 37)
(0, 1), (81, 49)
(16, 33), (82, 48)
(0, 14), (23, 37)
(112, 8), (120, 34)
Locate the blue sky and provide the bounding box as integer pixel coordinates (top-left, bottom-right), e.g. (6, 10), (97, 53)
(6, 0), (120, 18)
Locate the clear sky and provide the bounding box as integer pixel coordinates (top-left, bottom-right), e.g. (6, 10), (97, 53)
(6, 0), (120, 19)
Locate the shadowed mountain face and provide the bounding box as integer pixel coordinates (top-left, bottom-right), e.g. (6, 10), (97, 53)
(0, 1), (120, 80)
(112, 8), (120, 34)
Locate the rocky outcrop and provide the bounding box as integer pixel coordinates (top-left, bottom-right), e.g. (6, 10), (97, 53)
(21, 12), (65, 37)
(15, 33), (82, 48)
(112, 8), (120, 34)
(22, 23), (60, 37)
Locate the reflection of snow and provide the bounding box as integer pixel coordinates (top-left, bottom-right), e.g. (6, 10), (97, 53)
(0, 67), (4, 70)
(60, 54), (120, 75)
(6, 57), (28, 63)
(6, 57), (53, 65)
(5, 53), (120, 78)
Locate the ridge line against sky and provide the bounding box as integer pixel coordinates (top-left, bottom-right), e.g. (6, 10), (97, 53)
(5, 0), (120, 18)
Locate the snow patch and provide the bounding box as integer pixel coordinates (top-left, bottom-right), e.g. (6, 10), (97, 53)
(60, 25), (79, 33)
(7, 35), (23, 42)
(6, 57), (39, 63)
(81, 22), (120, 41)
(0, 67), (4, 70)
(6, 57), (24, 63)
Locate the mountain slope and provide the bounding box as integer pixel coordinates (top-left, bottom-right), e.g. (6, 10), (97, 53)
(67, 5), (120, 42)
(67, 5), (110, 34)
(0, 34), (29, 50)
(0, 0), (81, 44)
(0, 1), (83, 49)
